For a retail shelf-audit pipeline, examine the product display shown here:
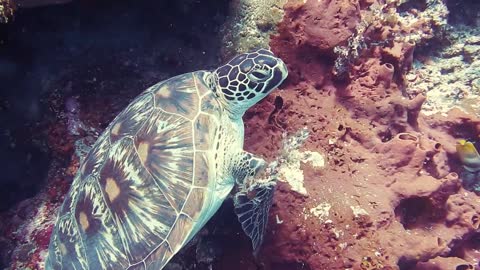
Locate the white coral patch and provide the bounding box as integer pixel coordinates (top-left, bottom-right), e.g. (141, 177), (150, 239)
(277, 151), (307, 195)
(332, 228), (343, 239)
(405, 25), (480, 116)
(277, 149), (325, 195)
(309, 202), (332, 223)
(350, 205), (369, 218)
(339, 242), (348, 250)
(302, 151), (326, 167)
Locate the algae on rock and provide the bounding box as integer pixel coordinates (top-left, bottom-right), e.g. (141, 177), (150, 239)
(220, 0), (287, 59)
(333, 0), (449, 77)
(405, 25), (480, 116)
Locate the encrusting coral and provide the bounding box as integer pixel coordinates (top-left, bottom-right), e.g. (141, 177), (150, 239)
(246, 0), (480, 268)
(333, 0), (448, 78)
(405, 25), (480, 116)
(219, 0), (288, 59)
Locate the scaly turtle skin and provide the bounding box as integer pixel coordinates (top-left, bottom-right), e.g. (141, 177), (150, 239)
(45, 49), (288, 270)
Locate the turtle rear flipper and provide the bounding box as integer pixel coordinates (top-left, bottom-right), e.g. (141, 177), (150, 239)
(234, 179), (276, 255)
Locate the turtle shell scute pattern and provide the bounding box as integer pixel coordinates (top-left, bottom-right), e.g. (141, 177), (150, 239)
(48, 71), (224, 269)
(109, 93), (155, 143)
(98, 137), (178, 263)
(74, 177), (130, 268)
(47, 214), (88, 269)
(152, 73), (200, 120)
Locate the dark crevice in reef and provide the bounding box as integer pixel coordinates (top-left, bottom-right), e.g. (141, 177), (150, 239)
(394, 196), (447, 230)
(446, 0), (480, 26)
(166, 198), (255, 269)
(449, 232), (480, 267)
(271, 262), (312, 270)
(412, 0), (479, 62)
(397, 0), (427, 13)
(397, 256), (417, 270)
(0, 0), (230, 211)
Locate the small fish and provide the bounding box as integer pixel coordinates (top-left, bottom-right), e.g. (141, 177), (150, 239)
(456, 140), (480, 193)
(456, 140), (480, 172)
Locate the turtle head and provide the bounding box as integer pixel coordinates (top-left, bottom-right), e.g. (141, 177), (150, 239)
(209, 49), (288, 118)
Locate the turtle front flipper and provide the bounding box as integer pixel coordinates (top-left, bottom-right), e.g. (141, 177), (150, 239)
(234, 179), (276, 255)
(232, 152), (278, 255)
(232, 152), (266, 185)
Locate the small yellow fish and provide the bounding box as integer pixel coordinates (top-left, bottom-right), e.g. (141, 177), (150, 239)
(456, 140), (480, 193)
(456, 140), (480, 171)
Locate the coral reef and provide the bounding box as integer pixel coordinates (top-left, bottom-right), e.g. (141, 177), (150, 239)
(2, 0), (480, 269)
(333, 0), (448, 78)
(405, 25), (480, 116)
(239, 0), (480, 268)
(413, 256), (477, 270)
(219, 0), (287, 59)
(5, 166), (72, 270)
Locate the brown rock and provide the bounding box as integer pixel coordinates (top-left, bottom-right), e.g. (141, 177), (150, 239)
(302, 0), (360, 51)
(414, 257), (475, 270)
(250, 0), (480, 268)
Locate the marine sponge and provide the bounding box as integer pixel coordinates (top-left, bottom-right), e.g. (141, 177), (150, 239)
(333, 0), (449, 78)
(456, 140), (480, 193)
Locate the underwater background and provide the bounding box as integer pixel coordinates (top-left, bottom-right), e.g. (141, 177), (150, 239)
(0, 0), (479, 269)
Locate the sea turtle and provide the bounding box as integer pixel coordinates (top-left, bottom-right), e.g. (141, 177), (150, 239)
(45, 49), (288, 270)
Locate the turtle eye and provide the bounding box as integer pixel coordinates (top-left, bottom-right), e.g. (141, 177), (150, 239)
(247, 65), (271, 82)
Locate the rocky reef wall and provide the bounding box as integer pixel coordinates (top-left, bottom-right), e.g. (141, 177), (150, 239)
(1, 0), (480, 269)
(242, 0), (480, 269)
